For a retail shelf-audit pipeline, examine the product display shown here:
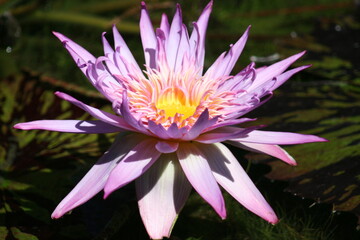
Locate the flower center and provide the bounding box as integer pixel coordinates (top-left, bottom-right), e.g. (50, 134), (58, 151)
(156, 87), (197, 119)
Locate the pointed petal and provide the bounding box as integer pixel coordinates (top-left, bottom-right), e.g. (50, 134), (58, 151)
(103, 137), (161, 197)
(189, 1), (213, 69)
(160, 13), (170, 39)
(140, 2), (157, 69)
(102, 32), (114, 56)
(53, 31), (95, 75)
(177, 142), (226, 218)
(199, 142), (278, 223)
(205, 26), (250, 79)
(205, 118), (256, 132)
(229, 141), (297, 166)
(112, 25), (142, 73)
(51, 133), (141, 218)
(14, 120), (122, 133)
(232, 129), (328, 145)
(136, 153), (191, 239)
(184, 109), (212, 140)
(248, 51), (306, 92)
(166, 4), (182, 69)
(155, 141), (179, 153)
(216, 26), (251, 77)
(55, 91), (133, 130)
(119, 94), (148, 133)
(270, 65), (310, 91)
(194, 126), (260, 144)
(148, 120), (170, 139)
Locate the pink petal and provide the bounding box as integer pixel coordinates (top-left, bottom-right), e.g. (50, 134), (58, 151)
(103, 137), (161, 198)
(140, 2), (157, 69)
(13, 120), (122, 133)
(229, 141), (297, 166)
(155, 141), (179, 153)
(136, 153), (191, 239)
(177, 142), (226, 219)
(55, 91), (133, 131)
(198, 142), (278, 223)
(51, 133), (142, 218)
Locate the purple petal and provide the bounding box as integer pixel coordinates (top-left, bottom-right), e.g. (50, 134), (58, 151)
(148, 121), (170, 139)
(53, 31), (95, 75)
(205, 26), (250, 79)
(160, 13), (170, 39)
(136, 153), (191, 239)
(155, 141), (179, 153)
(174, 24), (190, 73)
(166, 123), (183, 139)
(198, 142), (278, 223)
(119, 94), (148, 133)
(52, 133), (142, 218)
(205, 118), (257, 132)
(112, 25), (142, 73)
(14, 120), (122, 133)
(184, 109), (211, 140)
(228, 141), (297, 165)
(232, 129), (328, 145)
(166, 4), (182, 69)
(177, 142), (226, 219)
(102, 32), (114, 56)
(194, 126), (260, 144)
(140, 2), (157, 69)
(103, 137), (161, 198)
(55, 91), (133, 130)
(248, 51), (306, 92)
(217, 26), (251, 77)
(189, 0), (213, 70)
(270, 65), (310, 91)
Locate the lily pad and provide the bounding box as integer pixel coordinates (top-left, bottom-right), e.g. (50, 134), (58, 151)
(0, 70), (113, 239)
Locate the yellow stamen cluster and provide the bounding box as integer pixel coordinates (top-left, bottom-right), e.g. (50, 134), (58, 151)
(121, 63), (236, 128)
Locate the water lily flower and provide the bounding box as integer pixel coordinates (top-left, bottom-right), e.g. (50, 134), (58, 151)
(14, 1), (326, 239)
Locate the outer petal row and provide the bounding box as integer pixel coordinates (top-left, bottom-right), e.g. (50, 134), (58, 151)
(198, 142), (279, 223)
(51, 133), (143, 218)
(13, 120), (122, 133)
(103, 137), (161, 198)
(177, 142), (227, 219)
(136, 153), (192, 239)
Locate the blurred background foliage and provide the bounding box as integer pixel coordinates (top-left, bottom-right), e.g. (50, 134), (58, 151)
(0, 0), (359, 239)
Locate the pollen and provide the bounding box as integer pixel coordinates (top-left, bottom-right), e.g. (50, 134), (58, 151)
(156, 87), (198, 119)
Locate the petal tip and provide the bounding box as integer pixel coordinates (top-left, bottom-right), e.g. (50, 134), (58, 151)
(13, 123), (24, 130)
(103, 190), (111, 199)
